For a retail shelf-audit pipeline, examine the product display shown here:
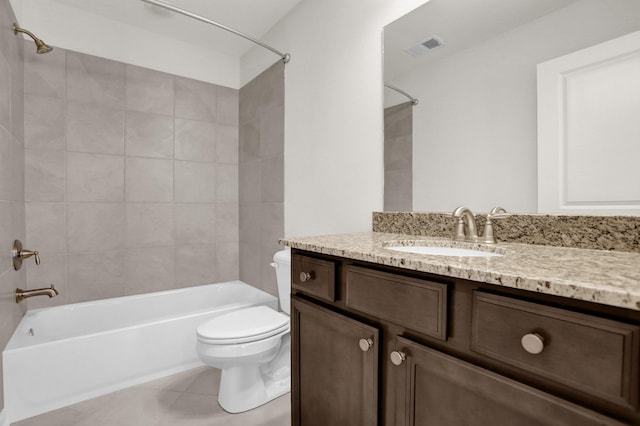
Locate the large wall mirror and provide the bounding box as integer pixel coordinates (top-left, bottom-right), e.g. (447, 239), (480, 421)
(383, 0), (640, 214)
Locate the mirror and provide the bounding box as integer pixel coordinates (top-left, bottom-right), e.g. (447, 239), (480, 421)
(383, 0), (640, 214)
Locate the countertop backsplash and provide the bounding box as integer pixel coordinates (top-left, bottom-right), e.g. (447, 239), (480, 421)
(373, 212), (640, 253)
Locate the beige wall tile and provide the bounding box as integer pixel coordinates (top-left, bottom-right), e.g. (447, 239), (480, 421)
(125, 203), (174, 248)
(174, 203), (216, 244)
(126, 157), (174, 202)
(260, 155), (284, 203)
(66, 152), (125, 202)
(16, 45), (240, 309)
(67, 251), (125, 303)
(174, 244), (217, 287)
(174, 77), (217, 122)
(25, 149), (65, 202)
(216, 241), (239, 282)
(215, 203), (239, 243)
(24, 94), (65, 151)
(174, 118), (216, 162)
(174, 161), (216, 203)
(66, 102), (124, 155)
(66, 51), (125, 109)
(67, 203), (125, 253)
(216, 164), (238, 203)
(216, 124), (239, 165)
(25, 202), (66, 254)
(125, 111), (174, 159)
(125, 65), (174, 116)
(0, 129), (12, 201)
(124, 247), (175, 295)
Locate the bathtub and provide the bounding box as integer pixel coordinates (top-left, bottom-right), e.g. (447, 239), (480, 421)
(2, 281), (278, 424)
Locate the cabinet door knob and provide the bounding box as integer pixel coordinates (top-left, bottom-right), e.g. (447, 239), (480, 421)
(359, 338), (374, 352)
(521, 333), (545, 355)
(390, 350), (406, 366)
(299, 271), (313, 282)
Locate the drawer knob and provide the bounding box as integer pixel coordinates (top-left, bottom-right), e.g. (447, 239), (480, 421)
(359, 338), (374, 352)
(390, 350), (406, 366)
(521, 333), (545, 355)
(299, 271), (313, 282)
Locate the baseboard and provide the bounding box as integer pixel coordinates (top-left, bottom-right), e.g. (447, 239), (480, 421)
(0, 408), (8, 426)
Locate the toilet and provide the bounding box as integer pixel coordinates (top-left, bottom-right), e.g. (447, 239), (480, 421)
(196, 248), (291, 413)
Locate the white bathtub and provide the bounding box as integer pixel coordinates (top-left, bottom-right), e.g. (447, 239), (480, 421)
(2, 281), (277, 424)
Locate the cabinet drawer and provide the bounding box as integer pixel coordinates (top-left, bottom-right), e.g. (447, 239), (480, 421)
(345, 266), (447, 340)
(291, 254), (336, 302)
(393, 336), (625, 426)
(471, 291), (640, 410)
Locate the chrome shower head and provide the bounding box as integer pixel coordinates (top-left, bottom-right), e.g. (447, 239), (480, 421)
(13, 23), (53, 54)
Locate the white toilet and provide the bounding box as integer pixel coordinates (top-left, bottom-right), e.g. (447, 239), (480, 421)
(196, 248), (291, 413)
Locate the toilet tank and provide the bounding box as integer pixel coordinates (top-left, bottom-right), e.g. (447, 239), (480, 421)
(272, 248), (291, 315)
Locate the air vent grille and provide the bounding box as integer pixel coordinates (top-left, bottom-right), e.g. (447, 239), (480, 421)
(405, 35), (445, 56)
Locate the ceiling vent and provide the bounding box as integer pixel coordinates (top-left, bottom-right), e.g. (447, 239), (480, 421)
(405, 35), (446, 56)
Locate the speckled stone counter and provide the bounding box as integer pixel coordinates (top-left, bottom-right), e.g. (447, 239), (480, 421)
(281, 232), (640, 311)
(373, 212), (640, 253)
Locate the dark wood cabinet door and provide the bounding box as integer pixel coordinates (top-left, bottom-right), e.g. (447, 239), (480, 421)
(292, 296), (379, 426)
(392, 336), (625, 426)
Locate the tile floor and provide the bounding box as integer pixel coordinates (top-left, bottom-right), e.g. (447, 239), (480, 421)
(13, 366), (291, 426)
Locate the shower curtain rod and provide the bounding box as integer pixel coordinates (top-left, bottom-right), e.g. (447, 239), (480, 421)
(140, 0), (291, 63)
(384, 83), (418, 106)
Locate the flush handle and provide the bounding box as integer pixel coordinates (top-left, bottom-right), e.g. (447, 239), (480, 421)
(359, 338), (374, 352)
(521, 333), (545, 355)
(11, 240), (41, 271)
(299, 271), (313, 282)
(390, 350), (406, 366)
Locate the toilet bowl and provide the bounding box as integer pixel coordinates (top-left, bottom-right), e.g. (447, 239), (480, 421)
(195, 248), (291, 413)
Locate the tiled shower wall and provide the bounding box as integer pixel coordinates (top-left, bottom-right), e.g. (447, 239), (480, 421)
(23, 46), (240, 308)
(239, 61), (285, 297)
(384, 101), (412, 211)
(0, 0), (27, 411)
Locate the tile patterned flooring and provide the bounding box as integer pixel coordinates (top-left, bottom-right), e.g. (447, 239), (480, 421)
(13, 366), (291, 426)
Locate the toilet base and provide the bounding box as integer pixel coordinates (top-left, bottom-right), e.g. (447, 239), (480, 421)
(216, 334), (291, 413)
(218, 363), (290, 413)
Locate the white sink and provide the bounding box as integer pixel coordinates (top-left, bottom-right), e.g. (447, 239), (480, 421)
(385, 245), (503, 257)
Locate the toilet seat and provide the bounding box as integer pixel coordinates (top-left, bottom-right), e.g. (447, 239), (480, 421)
(197, 306), (289, 345)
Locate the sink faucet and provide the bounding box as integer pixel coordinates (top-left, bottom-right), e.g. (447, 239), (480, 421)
(15, 285), (59, 304)
(452, 206), (479, 242)
(480, 206), (511, 244)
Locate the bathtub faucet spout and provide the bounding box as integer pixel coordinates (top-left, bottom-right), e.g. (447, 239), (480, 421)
(16, 285), (59, 304)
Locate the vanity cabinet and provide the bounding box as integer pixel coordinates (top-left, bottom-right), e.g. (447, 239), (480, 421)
(291, 297), (379, 426)
(290, 249), (640, 426)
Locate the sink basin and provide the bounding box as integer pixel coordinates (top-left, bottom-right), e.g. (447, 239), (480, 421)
(385, 245), (503, 258)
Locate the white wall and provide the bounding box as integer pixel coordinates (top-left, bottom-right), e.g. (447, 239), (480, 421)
(394, 0), (640, 214)
(10, 0), (240, 88)
(242, 0), (428, 237)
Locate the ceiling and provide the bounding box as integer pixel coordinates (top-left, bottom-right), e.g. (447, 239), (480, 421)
(384, 0), (579, 83)
(51, 0), (302, 58)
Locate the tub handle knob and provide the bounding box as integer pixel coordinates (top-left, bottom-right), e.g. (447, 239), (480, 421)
(11, 240), (41, 271)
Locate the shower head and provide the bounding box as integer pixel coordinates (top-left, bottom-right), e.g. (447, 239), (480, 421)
(13, 23), (53, 54)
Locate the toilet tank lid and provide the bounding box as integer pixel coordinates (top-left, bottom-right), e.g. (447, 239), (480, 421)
(273, 247), (290, 265)
(197, 306), (289, 340)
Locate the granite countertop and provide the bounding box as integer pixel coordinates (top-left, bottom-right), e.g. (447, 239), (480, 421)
(281, 232), (640, 312)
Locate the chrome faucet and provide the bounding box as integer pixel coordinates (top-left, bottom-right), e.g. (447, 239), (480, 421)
(452, 206), (479, 242)
(15, 285), (59, 304)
